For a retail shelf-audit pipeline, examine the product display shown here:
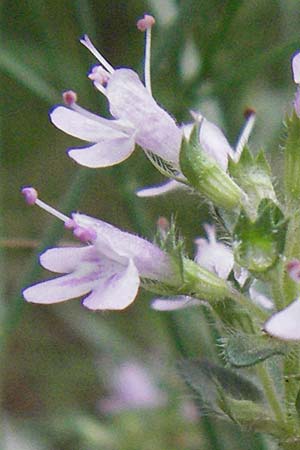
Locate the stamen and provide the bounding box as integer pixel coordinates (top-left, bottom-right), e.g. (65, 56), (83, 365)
(88, 65), (110, 86)
(234, 108), (256, 162)
(88, 66), (110, 95)
(157, 216), (169, 230)
(136, 14), (155, 31)
(157, 216), (169, 240)
(137, 14), (155, 95)
(80, 34), (115, 74)
(73, 226), (97, 243)
(63, 90), (78, 106)
(21, 187), (98, 244)
(21, 186), (38, 205)
(21, 186), (70, 223)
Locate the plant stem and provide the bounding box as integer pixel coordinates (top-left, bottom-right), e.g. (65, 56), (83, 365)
(256, 364), (286, 424)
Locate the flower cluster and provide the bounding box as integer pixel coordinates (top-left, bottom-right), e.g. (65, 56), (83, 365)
(22, 15), (300, 339)
(21, 12), (300, 444)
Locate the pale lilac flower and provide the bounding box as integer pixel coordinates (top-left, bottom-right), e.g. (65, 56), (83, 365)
(263, 259), (300, 340)
(151, 224), (271, 312)
(137, 109), (256, 197)
(264, 298), (300, 340)
(291, 52), (300, 117)
(194, 224), (234, 280)
(98, 361), (167, 413)
(22, 188), (178, 311)
(50, 19), (182, 169)
(249, 280), (273, 310)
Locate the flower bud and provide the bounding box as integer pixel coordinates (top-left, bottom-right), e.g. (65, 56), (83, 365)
(180, 123), (245, 210)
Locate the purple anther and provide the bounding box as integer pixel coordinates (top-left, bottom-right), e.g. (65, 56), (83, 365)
(73, 226), (97, 243)
(64, 218), (77, 230)
(63, 90), (78, 106)
(243, 107), (256, 119)
(88, 66), (110, 86)
(157, 216), (169, 231)
(21, 187), (38, 205)
(136, 14), (155, 32)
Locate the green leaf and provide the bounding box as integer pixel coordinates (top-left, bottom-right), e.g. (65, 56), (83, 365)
(178, 358), (263, 417)
(229, 147), (277, 217)
(220, 332), (287, 368)
(218, 396), (288, 438)
(233, 199), (288, 273)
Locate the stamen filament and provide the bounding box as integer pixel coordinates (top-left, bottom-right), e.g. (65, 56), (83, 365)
(144, 26), (152, 94)
(80, 35), (115, 74)
(35, 198), (70, 223)
(137, 15), (155, 95)
(235, 109), (256, 161)
(22, 187), (70, 223)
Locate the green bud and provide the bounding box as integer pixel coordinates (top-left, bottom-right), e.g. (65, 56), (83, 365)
(179, 123), (244, 209)
(181, 258), (232, 302)
(233, 199), (288, 273)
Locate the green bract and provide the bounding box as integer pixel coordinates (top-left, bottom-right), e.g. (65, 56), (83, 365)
(233, 199), (288, 273)
(179, 124), (244, 209)
(229, 147), (277, 219)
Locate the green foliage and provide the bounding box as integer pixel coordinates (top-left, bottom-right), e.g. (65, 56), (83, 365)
(218, 396), (287, 438)
(178, 358), (263, 418)
(229, 147), (277, 218)
(233, 199), (288, 273)
(220, 332), (287, 368)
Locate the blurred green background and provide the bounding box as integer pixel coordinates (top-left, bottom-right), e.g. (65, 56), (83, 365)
(1, 0), (299, 448)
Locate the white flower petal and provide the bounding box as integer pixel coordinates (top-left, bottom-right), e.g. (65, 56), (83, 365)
(40, 246), (92, 273)
(73, 213), (176, 282)
(249, 280), (274, 310)
(50, 106), (132, 142)
(195, 236), (234, 280)
(23, 263), (98, 304)
(292, 52), (300, 84)
(151, 296), (203, 311)
(68, 136), (135, 168)
(82, 259), (140, 310)
(233, 265), (249, 287)
(106, 69), (182, 164)
(136, 179), (183, 197)
(264, 298), (300, 340)
(199, 118), (233, 171)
